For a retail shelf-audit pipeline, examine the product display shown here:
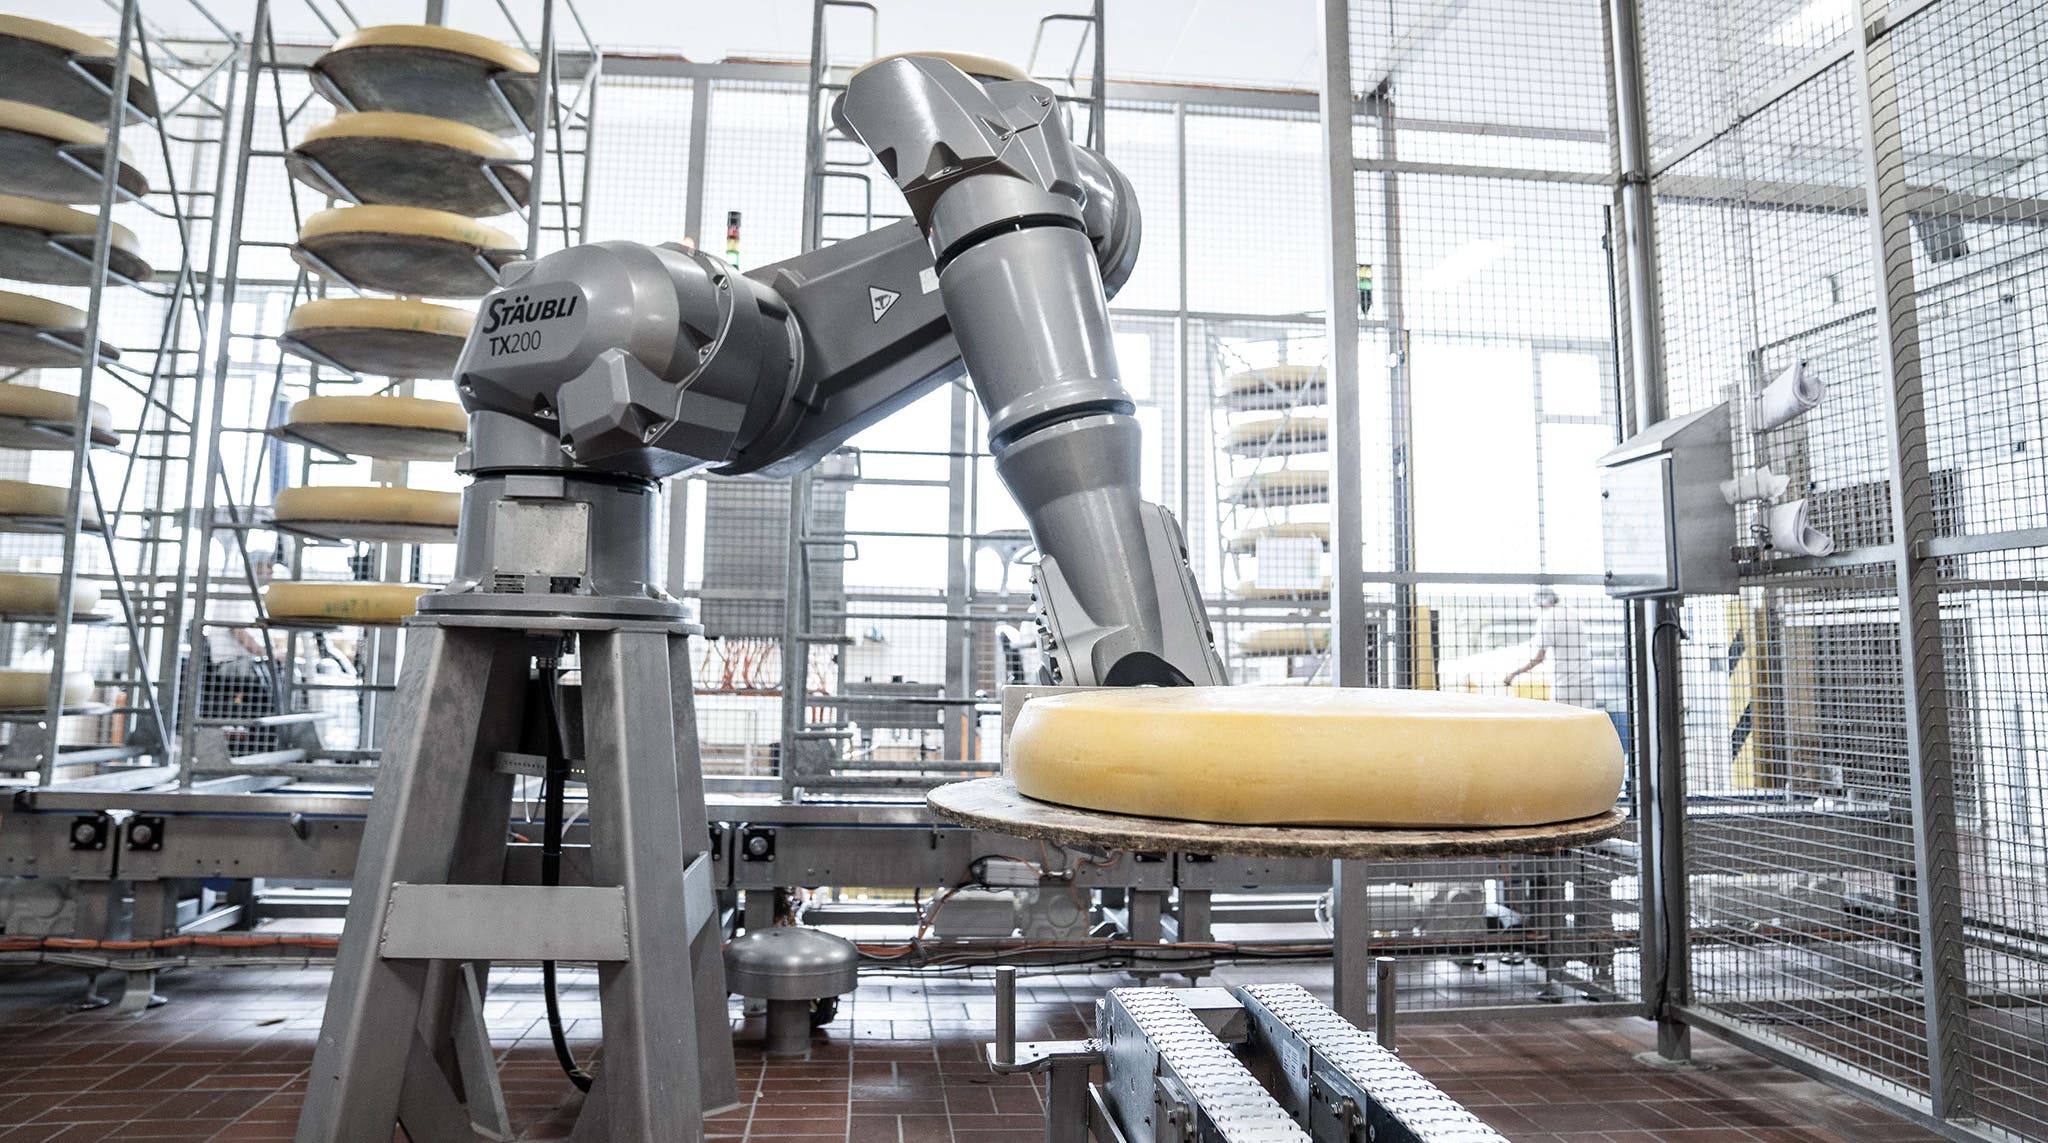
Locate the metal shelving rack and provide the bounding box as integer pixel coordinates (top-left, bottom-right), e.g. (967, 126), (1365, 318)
(0, 0), (240, 788)
(1211, 335), (1337, 683)
(177, 0), (597, 784)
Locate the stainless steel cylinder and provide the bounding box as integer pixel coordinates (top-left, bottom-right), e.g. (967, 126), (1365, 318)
(764, 998), (812, 1057)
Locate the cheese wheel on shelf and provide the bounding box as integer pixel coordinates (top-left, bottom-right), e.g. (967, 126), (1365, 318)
(1220, 413), (1335, 450)
(273, 485), (459, 545)
(1232, 577), (1331, 600)
(1008, 686), (1625, 828)
(1227, 522), (1331, 554)
(0, 15), (158, 122)
(0, 479), (98, 528)
(293, 204), (520, 298)
(0, 380), (118, 448)
(0, 193), (151, 285)
(280, 393), (468, 461)
(1236, 627), (1329, 656)
(0, 572), (99, 617)
(310, 25), (540, 137)
(290, 111), (529, 216)
(0, 667), (94, 708)
(265, 580), (431, 624)
(0, 98), (148, 203)
(0, 289), (119, 368)
(1228, 468), (1329, 505)
(281, 297), (474, 379)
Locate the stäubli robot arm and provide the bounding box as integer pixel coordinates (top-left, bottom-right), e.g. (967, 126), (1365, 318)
(448, 56), (1223, 687)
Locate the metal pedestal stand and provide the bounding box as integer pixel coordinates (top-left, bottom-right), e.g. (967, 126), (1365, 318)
(295, 606), (737, 1142)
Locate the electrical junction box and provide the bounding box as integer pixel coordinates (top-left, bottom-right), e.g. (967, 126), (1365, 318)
(1597, 402), (1737, 598)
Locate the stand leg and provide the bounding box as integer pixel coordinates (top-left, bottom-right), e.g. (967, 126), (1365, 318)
(675, 632), (739, 1113)
(296, 626), (527, 1143)
(571, 629), (707, 1143)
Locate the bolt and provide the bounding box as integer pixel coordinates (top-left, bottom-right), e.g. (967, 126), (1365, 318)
(745, 835), (772, 858)
(71, 822), (97, 845)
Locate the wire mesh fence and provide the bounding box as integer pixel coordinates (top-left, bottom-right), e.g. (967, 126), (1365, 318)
(1644, 0), (2048, 1134)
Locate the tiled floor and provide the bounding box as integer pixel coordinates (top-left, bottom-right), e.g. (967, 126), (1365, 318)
(0, 962), (1948, 1142)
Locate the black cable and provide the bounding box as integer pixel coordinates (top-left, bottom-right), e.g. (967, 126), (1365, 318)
(540, 662), (593, 1093)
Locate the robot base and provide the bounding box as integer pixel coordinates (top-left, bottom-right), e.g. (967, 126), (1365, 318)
(294, 611), (736, 1143)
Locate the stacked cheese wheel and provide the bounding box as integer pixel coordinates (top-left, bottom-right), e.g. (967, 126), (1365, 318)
(0, 18), (148, 448)
(1217, 356), (1333, 655)
(281, 24), (540, 383)
(0, 18), (162, 723)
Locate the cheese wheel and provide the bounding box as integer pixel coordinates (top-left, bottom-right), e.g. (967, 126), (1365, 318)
(0, 210), (153, 285)
(1237, 627), (1328, 656)
(0, 289), (83, 330)
(1233, 577), (1330, 600)
(285, 296), (474, 338)
(0, 667), (94, 708)
(265, 580), (430, 623)
(327, 25), (539, 75)
(0, 572), (99, 616)
(281, 297), (473, 379)
(0, 15), (113, 58)
(290, 112), (530, 215)
(859, 51), (1029, 82)
(301, 110), (517, 159)
(0, 16), (157, 122)
(0, 99), (147, 204)
(274, 485), (460, 527)
(1224, 364), (1324, 394)
(0, 381), (115, 433)
(1226, 415), (1329, 449)
(311, 26), (539, 136)
(298, 204), (520, 250)
(1009, 686), (1625, 828)
(0, 194), (144, 258)
(294, 205), (518, 297)
(289, 394), (468, 434)
(1230, 469), (1329, 502)
(1227, 522), (1331, 554)
(0, 479), (98, 526)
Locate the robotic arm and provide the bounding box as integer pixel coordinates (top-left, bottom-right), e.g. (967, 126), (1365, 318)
(441, 55), (1223, 687)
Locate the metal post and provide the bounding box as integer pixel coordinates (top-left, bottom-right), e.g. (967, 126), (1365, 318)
(994, 965), (1017, 1066)
(1318, 0), (1369, 691)
(1851, 2), (1972, 1119)
(525, 0), (557, 258)
(1173, 101), (1191, 532)
(1607, 0), (1691, 1062)
(1320, 0), (1375, 1028)
(1331, 860), (1371, 1025)
(1373, 955), (1397, 1051)
(1376, 93), (1415, 689)
(942, 383), (972, 763)
(682, 75), (711, 245)
(39, 0), (140, 785)
(180, 0), (271, 786)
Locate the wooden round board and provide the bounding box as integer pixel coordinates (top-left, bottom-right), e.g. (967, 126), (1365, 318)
(0, 414), (120, 450)
(272, 420), (467, 462)
(273, 517), (458, 546)
(926, 777), (1630, 860)
(0, 133), (147, 205)
(312, 47), (537, 136)
(287, 137), (530, 217)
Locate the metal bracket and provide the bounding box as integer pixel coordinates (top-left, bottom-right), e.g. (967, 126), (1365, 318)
(69, 813), (112, 851)
(126, 815), (165, 852)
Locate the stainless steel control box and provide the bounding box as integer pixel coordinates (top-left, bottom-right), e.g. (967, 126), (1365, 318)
(1597, 402), (1736, 598)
